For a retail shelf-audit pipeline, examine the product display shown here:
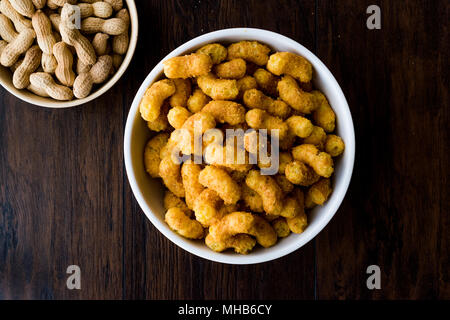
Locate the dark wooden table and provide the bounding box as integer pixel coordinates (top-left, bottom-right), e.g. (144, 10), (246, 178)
(0, 0), (448, 300)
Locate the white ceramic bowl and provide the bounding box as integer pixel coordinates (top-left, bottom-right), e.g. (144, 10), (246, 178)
(124, 28), (355, 264)
(0, 0), (138, 108)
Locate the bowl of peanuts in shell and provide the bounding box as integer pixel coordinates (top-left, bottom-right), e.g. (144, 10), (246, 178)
(125, 28), (355, 264)
(0, 0), (137, 108)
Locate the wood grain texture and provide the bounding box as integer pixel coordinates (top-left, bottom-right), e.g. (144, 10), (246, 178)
(0, 0), (448, 300)
(315, 0), (449, 299)
(0, 93), (124, 299)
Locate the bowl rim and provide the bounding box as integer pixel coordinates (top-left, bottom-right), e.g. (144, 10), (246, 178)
(0, 0), (138, 108)
(124, 27), (355, 265)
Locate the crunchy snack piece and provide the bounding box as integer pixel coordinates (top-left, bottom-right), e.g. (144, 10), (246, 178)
(165, 207), (204, 239)
(278, 152), (293, 174)
(243, 88), (291, 119)
(256, 157), (272, 171)
(286, 189), (308, 233)
(169, 78), (191, 108)
(202, 100), (245, 125)
(181, 161), (205, 209)
(242, 184), (264, 212)
(303, 125), (326, 149)
(164, 190), (192, 216)
(205, 233), (256, 254)
(286, 115), (314, 138)
(163, 53), (212, 79)
(272, 217), (290, 238)
(159, 156), (185, 198)
(147, 101), (169, 132)
(274, 174), (294, 193)
(267, 52), (312, 83)
(245, 169), (283, 215)
(227, 41), (271, 66)
(325, 134), (345, 157)
(165, 131), (192, 158)
(243, 130), (281, 172)
(169, 112), (217, 155)
(253, 68), (278, 97)
(196, 43), (227, 64)
(243, 130), (270, 162)
(201, 127), (224, 150)
(182, 111), (216, 133)
(159, 137), (178, 160)
(178, 112), (216, 146)
(219, 203), (238, 217)
(305, 192), (316, 209)
(209, 211), (277, 248)
(193, 188), (224, 227)
(144, 133), (169, 178)
(139, 79), (176, 121)
(197, 73), (239, 100)
(167, 106), (191, 129)
(245, 109), (288, 140)
(222, 122), (250, 133)
(165, 129), (192, 158)
(312, 90), (335, 132)
(236, 75), (257, 99)
(292, 144), (334, 178)
(279, 195), (301, 218)
(287, 211), (307, 233)
(278, 75), (316, 114)
(214, 58), (246, 79)
(271, 100), (292, 119)
(186, 88), (211, 113)
(279, 131), (296, 150)
(198, 165), (241, 204)
(285, 160), (320, 186)
(306, 178), (332, 206)
(203, 142), (252, 172)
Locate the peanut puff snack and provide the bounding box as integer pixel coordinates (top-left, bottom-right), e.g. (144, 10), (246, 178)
(140, 40), (345, 254)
